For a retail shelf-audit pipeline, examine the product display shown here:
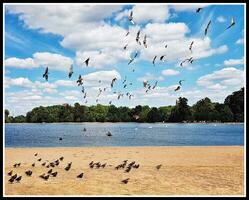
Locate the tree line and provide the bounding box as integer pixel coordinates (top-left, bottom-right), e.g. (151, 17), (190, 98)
(5, 88), (244, 123)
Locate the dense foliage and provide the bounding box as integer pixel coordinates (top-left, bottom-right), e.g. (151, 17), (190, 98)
(5, 88), (244, 123)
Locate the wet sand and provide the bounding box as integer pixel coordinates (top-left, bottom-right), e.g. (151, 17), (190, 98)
(4, 146), (244, 196)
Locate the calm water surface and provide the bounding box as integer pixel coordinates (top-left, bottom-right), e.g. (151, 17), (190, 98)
(5, 123), (244, 147)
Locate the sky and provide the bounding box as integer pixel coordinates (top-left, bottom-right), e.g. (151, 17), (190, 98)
(4, 3), (245, 116)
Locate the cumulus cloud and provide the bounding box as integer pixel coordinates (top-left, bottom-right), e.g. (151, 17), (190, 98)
(161, 69), (180, 76)
(197, 67), (244, 90)
(137, 72), (164, 82)
(216, 16), (226, 23)
(224, 57), (244, 66)
(236, 38), (244, 45)
(170, 4), (209, 12)
(5, 52), (73, 71)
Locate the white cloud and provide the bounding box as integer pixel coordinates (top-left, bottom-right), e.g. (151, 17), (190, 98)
(197, 67), (244, 90)
(137, 72), (164, 82)
(170, 5), (209, 12)
(5, 52), (73, 71)
(216, 16), (226, 23)
(224, 57), (244, 66)
(236, 38), (244, 45)
(5, 77), (33, 88)
(161, 69), (180, 76)
(5, 57), (37, 69)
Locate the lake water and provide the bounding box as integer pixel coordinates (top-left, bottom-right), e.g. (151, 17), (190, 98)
(5, 123), (244, 147)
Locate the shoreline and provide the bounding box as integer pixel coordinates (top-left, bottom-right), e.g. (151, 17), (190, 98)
(5, 146), (244, 195)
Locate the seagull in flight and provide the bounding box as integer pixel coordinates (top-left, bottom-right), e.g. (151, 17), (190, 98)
(152, 81), (158, 89)
(143, 80), (148, 88)
(152, 56), (157, 66)
(204, 20), (211, 36)
(226, 17), (235, 30)
(189, 41), (194, 52)
(128, 58), (134, 65)
(84, 57), (90, 67)
(123, 44), (128, 50)
(129, 11), (135, 24)
(68, 65), (73, 78)
(179, 80), (185, 86)
(111, 78), (117, 88)
(77, 75), (83, 86)
(136, 30), (141, 45)
(43, 67), (49, 81)
(196, 8), (203, 13)
(174, 85), (181, 91)
(143, 35), (147, 48)
(160, 55), (166, 62)
(125, 30), (130, 37)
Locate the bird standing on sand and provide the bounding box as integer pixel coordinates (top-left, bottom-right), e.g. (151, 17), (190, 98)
(51, 172), (58, 177)
(77, 173), (84, 178)
(156, 164), (162, 170)
(121, 178), (130, 184)
(15, 176), (22, 183)
(8, 170), (13, 176)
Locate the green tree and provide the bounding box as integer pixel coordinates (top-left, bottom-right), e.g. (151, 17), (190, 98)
(5, 109), (11, 123)
(169, 97), (191, 122)
(147, 107), (162, 122)
(224, 88), (244, 122)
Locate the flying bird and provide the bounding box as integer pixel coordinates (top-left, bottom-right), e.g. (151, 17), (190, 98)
(179, 80), (185, 86)
(136, 30), (141, 44)
(84, 57), (90, 67)
(226, 16), (235, 30)
(174, 85), (181, 91)
(111, 78), (117, 88)
(143, 80), (148, 88)
(77, 75), (83, 86)
(165, 44), (168, 48)
(204, 20), (211, 36)
(128, 58), (134, 65)
(152, 81), (158, 89)
(43, 67), (49, 81)
(152, 56), (157, 66)
(123, 44), (128, 50)
(129, 11), (135, 24)
(68, 65), (73, 78)
(143, 35), (147, 48)
(125, 30), (130, 37)
(160, 55), (166, 62)
(196, 7), (203, 13)
(189, 41), (194, 52)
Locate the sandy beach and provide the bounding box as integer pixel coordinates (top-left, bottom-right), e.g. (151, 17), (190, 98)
(4, 146), (244, 196)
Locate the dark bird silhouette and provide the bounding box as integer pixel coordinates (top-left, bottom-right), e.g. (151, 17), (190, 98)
(125, 30), (130, 37)
(156, 164), (162, 170)
(128, 58), (134, 65)
(165, 44), (168, 48)
(76, 75), (83, 86)
(59, 157), (64, 161)
(123, 44), (128, 50)
(196, 7), (203, 13)
(77, 173), (84, 178)
(25, 170), (32, 176)
(51, 172), (58, 177)
(101, 163), (106, 168)
(226, 16), (235, 30)
(109, 101), (112, 105)
(129, 11), (135, 24)
(143, 35), (147, 48)
(179, 80), (185, 86)
(12, 174), (17, 179)
(48, 169), (53, 174)
(37, 158), (42, 162)
(32, 163), (35, 167)
(205, 20), (211, 36)
(65, 162), (72, 171)
(15, 176), (22, 182)
(34, 153), (38, 156)
(152, 56), (157, 66)
(17, 163), (21, 167)
(8, 176), (15, 184)
(43, 67), (49, 81)
(111, 78), (117, 88)
(43, 174), (49, 181)
(69, 64), (73, 78)
(42, 162), (46, 166)
(174, 85), (181, 91)
(152, 81), (158, 89)
(121, 178), (130, 184)
(136, 30), (141, 44)
(133, 164), (139, 169)
(84, 57), (90, 67)
(189, 41), (194, 52)
(143, 80), (148, 88)
(8, 170), (13, 176)
(13, 163), (17, 168)
(160, 55), (166, 62)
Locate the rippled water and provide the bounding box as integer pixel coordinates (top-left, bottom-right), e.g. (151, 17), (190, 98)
(5, 123), (244, 147)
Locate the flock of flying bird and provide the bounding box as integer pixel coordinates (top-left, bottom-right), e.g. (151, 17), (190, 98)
(42, 7), (236, 104)
(7, 152), (163, 185)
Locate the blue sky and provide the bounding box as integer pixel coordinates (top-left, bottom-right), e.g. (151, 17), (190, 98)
(4, 4), (245, 116)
